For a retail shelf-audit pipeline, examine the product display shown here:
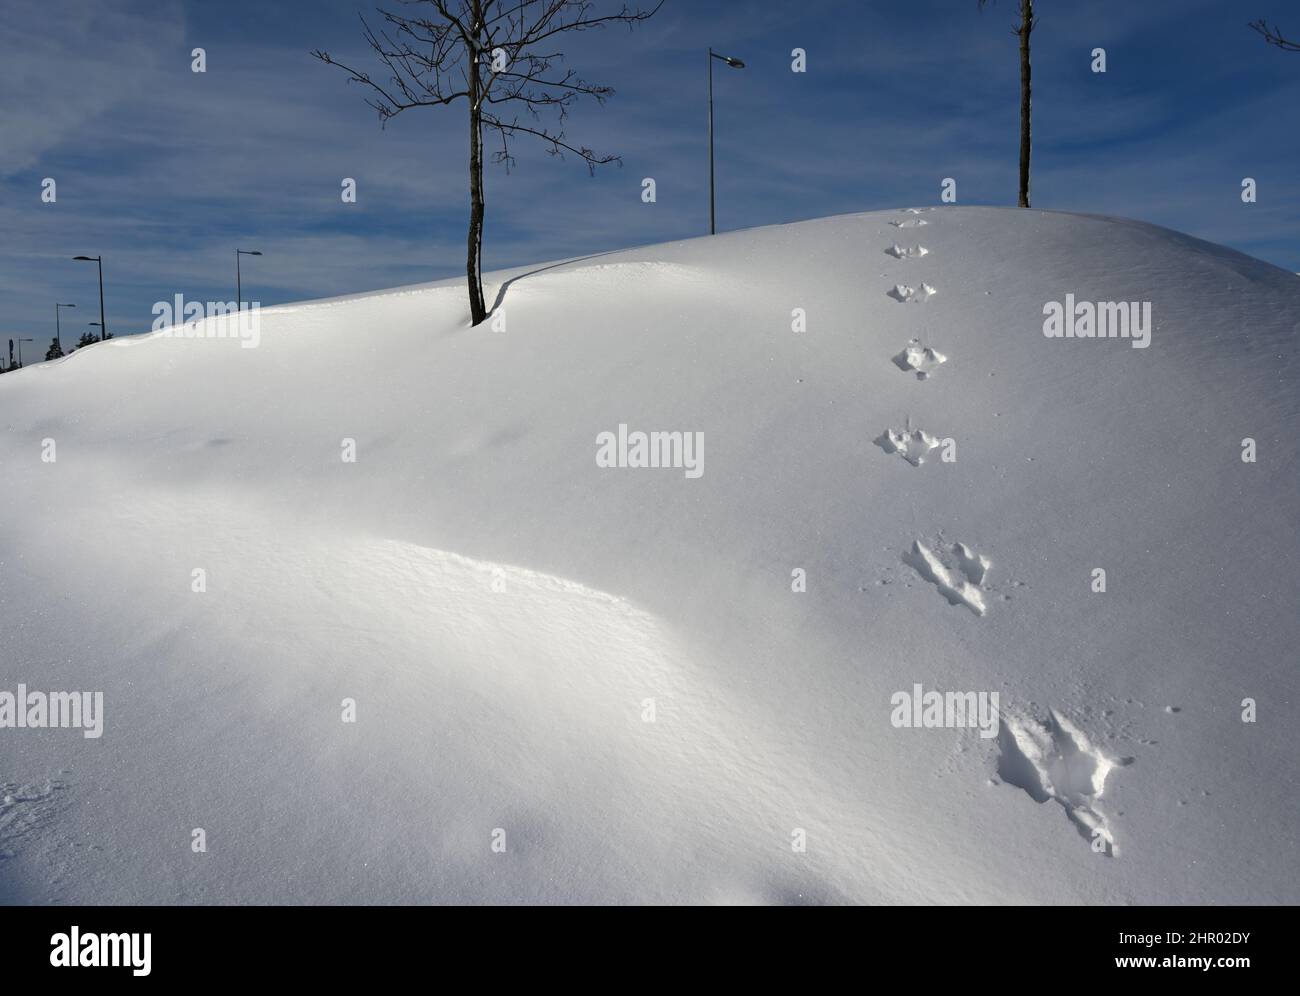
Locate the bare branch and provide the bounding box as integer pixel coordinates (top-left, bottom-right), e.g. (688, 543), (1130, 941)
(481, 111), (620, 174)
(311, 13), (470, 124)
(1250, 18), (1300, 52)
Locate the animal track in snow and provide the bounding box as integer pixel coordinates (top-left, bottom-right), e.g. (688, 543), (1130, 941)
(995, 710), (1127, 855)
(902, 539), (991, 615)
(892, 338), (947, 379)
(888, 283), (936, 303)
(886, 243), (929, 259)
(0, 778), (67, 861)
(875, 425), (941, 466)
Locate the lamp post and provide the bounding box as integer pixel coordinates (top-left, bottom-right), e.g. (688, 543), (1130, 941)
(236, 249), (262, 312)
(708, 48), (745, 235)
(56, 302), (76, 353)
(16, 338), (34, 368)
(72, 255), (108, 339)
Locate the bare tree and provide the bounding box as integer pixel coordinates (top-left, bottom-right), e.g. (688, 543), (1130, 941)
(1250, 19), (1300, 52)
(313, 0), (661, 326)
(979, 0), (1035, 208)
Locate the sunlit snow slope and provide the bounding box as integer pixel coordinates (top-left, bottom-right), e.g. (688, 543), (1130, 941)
(1, 207), (1297, 904)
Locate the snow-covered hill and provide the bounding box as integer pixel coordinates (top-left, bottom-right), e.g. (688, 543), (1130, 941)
(2, 207), (1297, 904)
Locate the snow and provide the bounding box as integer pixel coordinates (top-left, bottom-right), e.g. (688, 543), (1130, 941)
(1, 206), (1297, 904)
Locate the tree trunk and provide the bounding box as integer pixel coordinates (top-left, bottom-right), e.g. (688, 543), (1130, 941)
(1017, 0), (1033, 208)
(466, 8), (488, 326)
(467, 108), (487, 324)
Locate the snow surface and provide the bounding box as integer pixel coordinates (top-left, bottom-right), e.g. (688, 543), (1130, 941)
(1, 206), (1297, 904)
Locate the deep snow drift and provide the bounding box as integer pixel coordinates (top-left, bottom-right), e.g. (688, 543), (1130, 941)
(1, 207), (1297, 904)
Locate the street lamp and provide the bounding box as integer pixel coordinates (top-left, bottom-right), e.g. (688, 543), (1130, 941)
(16, 338), (34, 368)
(72, 255), (108, 339)
(56, 302), (76, 352)
(236, 249), (262, 312)
(708, 47), (745, 236)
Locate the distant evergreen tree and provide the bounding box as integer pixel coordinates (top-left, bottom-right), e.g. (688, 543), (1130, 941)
(46, 338), (65, 361)
(76, 331), (100, 348)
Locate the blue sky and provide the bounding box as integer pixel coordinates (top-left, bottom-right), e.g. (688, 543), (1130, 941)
(2, 0), (1298, 346)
